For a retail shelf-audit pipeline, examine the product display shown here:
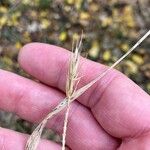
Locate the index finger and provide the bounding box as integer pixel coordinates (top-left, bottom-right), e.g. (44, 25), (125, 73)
(19, 43), (150, 139)
(18, 42), (116, 107)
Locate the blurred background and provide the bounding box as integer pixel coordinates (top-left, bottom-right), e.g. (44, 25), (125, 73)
(0, 0), (150, 142)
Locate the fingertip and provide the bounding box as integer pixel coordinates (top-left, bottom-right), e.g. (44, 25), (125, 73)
(18, 42), (39, 67)
(18, 42), (69, 72)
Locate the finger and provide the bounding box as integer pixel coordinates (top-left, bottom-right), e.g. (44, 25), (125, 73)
(0, 70), (119, 149)
(0, 127), (61, 150)
(19, 43), (150, 139)
(118, 133), (150, 149)
(93, 75), (150, 139)
(18, 43), (116, 107)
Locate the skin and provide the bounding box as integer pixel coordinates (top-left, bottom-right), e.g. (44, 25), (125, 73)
(0, 43), (150, 150)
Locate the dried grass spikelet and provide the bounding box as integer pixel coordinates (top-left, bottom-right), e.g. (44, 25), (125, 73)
(25, 30), (150, 150)
(62, 34), (82, 150)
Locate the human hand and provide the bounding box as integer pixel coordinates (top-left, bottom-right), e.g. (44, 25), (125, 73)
(0, 43), (150, 150)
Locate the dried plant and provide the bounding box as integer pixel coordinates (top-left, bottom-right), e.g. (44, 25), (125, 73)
(25, 30), (150, 150)
(62, 34), (82, 150)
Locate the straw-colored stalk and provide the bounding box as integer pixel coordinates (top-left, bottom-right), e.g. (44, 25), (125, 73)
(25, 30), (150, 150)
(62, 35), (82, 150)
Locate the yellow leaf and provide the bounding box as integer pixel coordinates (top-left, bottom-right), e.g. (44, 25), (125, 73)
(40, 19), (51, 29)
(15, 42), (22, 49)
(72, 33), (79, 41)
(101, 17), (112, 27)
(65, 0), (74, 5)
(88, 40), (100, 59)
(75, 0), (83, 10)
(23, 32), (31, 42)
(0, 16), (8, 26)
(120, 43), (129, 52)
(89, 3), (99, 12)
(125, 60), (138, 74)
(132, 54), (144, 65)
(80, 12), (90, 20)
(0, 6), (7, 13)
(123, 6), (135, 28)
(22, 0), (30, 4)
(103, 51), (111, 61)
(59, 31), (67, 42)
